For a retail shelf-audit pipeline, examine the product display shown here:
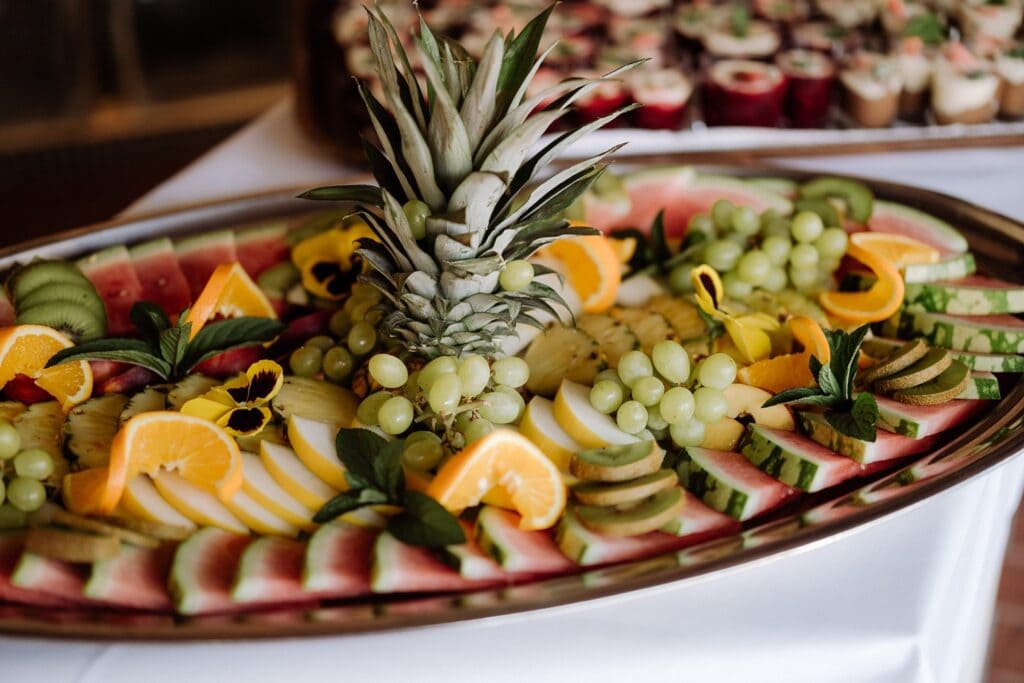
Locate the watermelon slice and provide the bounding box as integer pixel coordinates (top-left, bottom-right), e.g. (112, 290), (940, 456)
(874, 395), (988, 439)
(84, 544), (173, 611)
(864, 336), (1024, 373)
(76, 245), (146, 336)
(236, 223), (290, 279)
(175, 230), (237, 297)
(475, 506), (576, 575)
(903, 252), (976, 284)
(903, 275), (1024, 315)
(881, 310), (1024, 354)
(438, 521), (511, 581)
(231, 537), (320, 606)
(0, 533), (75, 608)
(302, 523), (375, 597)
(169, 527), (251, 615)
(867, 200), (968, 256)
(679, 447), (798, 520)
(0, 289), (14, 327)
(960, 371), (1001, 400)
(740, 425), (862, 492)
(659, 489), (741, 539)
(10, 552), (100, 605)
(128, 238), (192, 320)
(369, 532), (503, 594)
(796, 412), (938, 464)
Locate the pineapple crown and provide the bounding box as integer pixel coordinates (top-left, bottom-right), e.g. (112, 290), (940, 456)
(302, 3), (641, 358)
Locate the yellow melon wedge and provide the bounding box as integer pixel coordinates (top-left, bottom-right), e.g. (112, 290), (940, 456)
(119, 475), (197, 530)
(225, 490), (300, 537)
(287, 415), (348, 490)
(239, 452), (316, 530)
(553, 379), (640, 449)
(152, 470), (248, 535)
(259, 441), (338, 510)
(519, 396), (582, 471)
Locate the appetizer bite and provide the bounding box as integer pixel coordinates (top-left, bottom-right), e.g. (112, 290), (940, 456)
(996, 44), (1024, 119)
(840, 51), (903, 127)
(704, 59), (787, 126)
(931, 42), (1000, 124)
(776, 48), (836, 128)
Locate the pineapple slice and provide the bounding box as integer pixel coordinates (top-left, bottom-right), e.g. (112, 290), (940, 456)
(609, 308), (677, 354)
(648, 295), (707, 340)
(270, 376), (358, 429)
(63, 394), (129, 469)
(525, 326), (606, 397)
(119, 384), (171, 425)
(14, 401), (67, 486)
(576, 314), (639, 368)
(167, 375), (219, 410)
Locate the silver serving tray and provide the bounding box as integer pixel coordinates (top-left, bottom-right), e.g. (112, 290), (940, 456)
(1, 163), (1022, 640)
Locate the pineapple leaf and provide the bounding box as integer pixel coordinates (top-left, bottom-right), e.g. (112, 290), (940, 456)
(381, 189), (439, 275)
(360, 211), (414, 273)
(370, 5), (427, 130)
(480, 109), (567, 180)
(297, 184), (383, 206)
(447, 171), (508, 234)
(356, 80), (417, 201)
(460, 32), (504, 152)
(447, 255), (503, 276)
(495, 3), (553, 112)
(415, 41), (474, 192)
(360, 138), (408, 204)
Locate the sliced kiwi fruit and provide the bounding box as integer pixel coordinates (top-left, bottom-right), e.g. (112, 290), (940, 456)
(16, 301), (105, 343)
(894, 360), (971, 406)
(576, 314), (639, 367)
(63, 394), (128, 469)
(571, 468), (678, 507)
(575, 487), (686, 537)
(793, 197), (842, 227)
(270, 376), (359, 428)
(524, 325), (606, 397)
(570, 440), (664, 482)
(860, 339), (929, 384)
(798, 177), (873, 224)
(17, 281), (106, 325)
(24, 525), (121, 563)
(9, 261), (91, 302)
(30, 504), (159, 549)
(166, 374), (220, 410)
(119, 384), (171, 424)
(874, 348), (952, 392)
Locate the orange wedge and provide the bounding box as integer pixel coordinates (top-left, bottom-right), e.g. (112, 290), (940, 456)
(426, 429), (566, 530)
(819, 242), (905, 324)
(541, 232), (622, 314)
(737, 316), (830, 393)
(849, 231), (940, 267)
(62, 411), (243, 515)
(183, 262), (277, 340)
(0, 325), (92, 411)
(790, 316), (830, 363)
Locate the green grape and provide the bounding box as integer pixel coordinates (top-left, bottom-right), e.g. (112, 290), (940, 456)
(631, 376), (665, 407)
(789, 265), (820, 290)
(0, 421), (21, 460)
(789, 243), (819, 270)
(660, 386), (695, 424)
(687, 213), (716, 238)
(428, 374), (462, 414)
(13, 448), (54, 481)
(670, 419), (706, 448)
(350, 282), (380, 301)
(761, 212), (791, 239)
(491, 357), (530, 388)
(668, 263), (697, 294)
(7, 477), (45, 513)
(328, 309), (352, 338)
(759, 209), (780, 230)
(616, 400), (648, 434)
(0, 478), (4, 505)
(417, 356), (458, 391)
(651, 340), (690, 384)
(403, 199), (431, 240)
(495, 385), (526, 423)
(590, 380), (625, 414)
(617, 350), (653, 387)
(0, 503), (26, 530)
(305, 335), (335, 352)
(479, 391), (520, 424)
(368, 353), (409, 389)
(594, 368), (629, 392)
(704, 239), (743, 272)
(463, 418), (495, 444)
(457, 354), (490, 397)
(499, 260), (534, 292)
(348, 299), (376, 323)
(646, 404), (669, 430)
(693, 386), (729, 423)
(819, 258), (842, 276)
(698, 353), (737, 390)
(289, 346), (323, 378)
(257, 261), (300, 294)
(323, 346), (355, 382)
(762, 266), (788, 293)
(791, 211), (824, 243)
(722, 271), (753, 299)
(737, 250), (771, 285)
(402, 431), (444, 471)
(815, 227), (849, 258)
(761, 235), (792, 267)
(405, 370), (421, 398)
(378, 396), (414, 435)
(711, 199), (735, 229)
(347, 322), (377, 356)
(731, 205), (760, 236)
(356, 391), (391, 426)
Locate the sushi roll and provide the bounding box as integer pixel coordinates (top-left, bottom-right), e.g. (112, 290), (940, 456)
(703, 59), (787, 127)
(839, 51), (903, 127)
(995, 44), (1024, 119)
(958, 0), (1023, 43)
(791, 21), (862, 56)
(609, 16), (669, 67)
(701, 6), (782, 60)
(628, 68), (695, 129)
(815, 0), (878, 28)
(930, 43), (1001, 124)
(776, 49), (836, 128)
(893, 37), (934, 120)
(753, 0), (811, 23)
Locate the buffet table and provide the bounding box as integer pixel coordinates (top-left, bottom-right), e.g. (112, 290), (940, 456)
(3, 100), (1024, 683)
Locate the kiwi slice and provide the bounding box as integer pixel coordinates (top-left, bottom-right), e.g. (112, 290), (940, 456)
(10, 261), (91, 302)
(17, 281), (106, 325)
(575, 487), (686, 537)
(793, 197), (842, 227)
(894, 361), (971, 406)
(16, 300), (105, 343)
(860, 339), (929, 384)
(571, 468), (678, 507)
(570, 440), (664, 482)
(30, 505), (159, 549)
(799, 177), (874, 224)
(24, 525), (121, 563)
(874, 348), (952, 392)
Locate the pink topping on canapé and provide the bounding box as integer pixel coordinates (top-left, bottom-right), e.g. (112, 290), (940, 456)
(777, 49), (835, 77)
(887, 0), (908, 20)
(944, 42), (980, 69)
(710, 60), (784, 92)
(900, 36), (925, 55)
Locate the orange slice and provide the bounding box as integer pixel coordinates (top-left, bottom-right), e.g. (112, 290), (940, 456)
(737, 316), (830, 393)
(426, 429), (566, 530)
(790, 316), (830, 362)
(819, 242), (905, 324)
(0, 325), (92, 411)
(540, 232), (622, 314)
(183, 262), (277, 340)
(62, 411), (243, 515)
(849, 232), (939, 267)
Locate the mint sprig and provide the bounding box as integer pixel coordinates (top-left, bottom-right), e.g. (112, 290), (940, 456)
(314, 428), (466, 548)
(763, 324), (879, 442)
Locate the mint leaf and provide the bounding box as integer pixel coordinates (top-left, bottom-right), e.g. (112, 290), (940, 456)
(159, 327), (188, 373)
(373, 440), (406, 501)
(313, 488), (388, 524)
(182, 317), (284, 371)
(130, 302), (170, 349)
(817, 364), (842, 397)
(46, 339), (171, 379)
(825, 394), (878, 442)
(763, 386), (823, 407)
(336, 428), (387, 490)
(387, 490), (466, 548)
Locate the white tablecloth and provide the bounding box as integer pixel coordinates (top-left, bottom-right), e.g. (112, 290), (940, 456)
(3, 100), (1024, 682)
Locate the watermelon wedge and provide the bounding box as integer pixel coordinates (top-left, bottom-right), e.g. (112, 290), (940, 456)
(904, 275), (1024, 315)
(84, 544), (173, 611)
(302, 523), (375, 597)
(231, 537), (320, 606)
(10, 552), (98, 605)
(0, 533), (74, 608)
(867, 200), (968, 256)
(881, 310), (1024, 354)
(659, 489), (742, 539)
(864, 336), (1024, 373)
(438, 521), (512, 581)
(128, 238), (192, 320)
(175, 230), (237, 297)
(0, 289), (14, 327)
(236, 223), (291, 279)
(169, 528), (251, 615)
(475, 506), (576, 575)
(370, 532), (503, 594)
(796, 412), (938, 464)
(903, 252), (976, 284)
(679, 447), (798, 520)
(874, 395), (988, 439)
(740, 425), (862, 492)
(76, 245), (146, 336)
(960, 372), (1001, 400)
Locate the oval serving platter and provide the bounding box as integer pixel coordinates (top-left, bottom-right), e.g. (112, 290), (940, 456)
(1, 162), (1022, 640)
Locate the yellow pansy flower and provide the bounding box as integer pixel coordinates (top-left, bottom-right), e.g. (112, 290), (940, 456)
(291, 220), (376, 300)
(181, 360), (284, 436)
(691, 264), (780, 364)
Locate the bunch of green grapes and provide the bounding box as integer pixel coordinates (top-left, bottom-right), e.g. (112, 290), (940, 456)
(588, 340), (737, 449)
(0, 420), (53, 529)
(288, 283), (383, 383)
(669, 200), (849, 299)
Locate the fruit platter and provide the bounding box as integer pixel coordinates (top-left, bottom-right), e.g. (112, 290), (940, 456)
(2, 5), (1024, 640)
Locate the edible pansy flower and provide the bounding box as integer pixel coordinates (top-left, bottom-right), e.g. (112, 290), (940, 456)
(691, 264), (779, 364)
(291, 220), (376, 300)
(181, 360), (284, 436)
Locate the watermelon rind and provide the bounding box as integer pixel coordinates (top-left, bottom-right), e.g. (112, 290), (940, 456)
(175, 229), (238, 296)
(474, 506), (574, 574)
(555, 507), (685, 566)
(903, 278), (1024, 315)
(235, 223), (290, 279)
(302, 523), (374, 596)
(868, 200), (969, 255)
(76, 245), (145, 336)
(902, 252), (976, 284)
(746, 176), (799, 198)
(370, 532), (492, 594)
(881, 310), (1024, 354)
(678, 447), (795, 520)
(128, 237), (192, 319)
(874, 395), (987, 439)
(84, 545), (173, 610)
(958, 372), (1001, 400)
(692, 174), (794, 215)
(231, 536), (312, 605)
(169, 527), (250, 615)
(739, 425), (861, 492)
(796, 412), (932, 464)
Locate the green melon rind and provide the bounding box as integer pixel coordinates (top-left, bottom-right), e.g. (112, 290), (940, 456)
(903, 280), (1024, 315)
(796, 412), (873, 463)
(174, 229), (237, 255)
(739, 426), (845, 492)
(880, 311), (1024, 354)
(692, 174), (794, 215)
(864, 336), (1024, 372)
(75, 245), (135, 275)
(676, 450), (750, 520)
(127, 237), (175, 260)
(958, 372), (1001, 400)
(871, 200), (969, 254)
(169, 528), (249, 616)
(745, 177), (799, 198)
(902, 252), (976, 284)
(621, 164), (696, 190)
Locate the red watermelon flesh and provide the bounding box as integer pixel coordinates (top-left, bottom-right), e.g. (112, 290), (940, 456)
(875, 395), (988, 439)
(0, 533), (75, 608)
(231, 537), (320, 606)
(662, 490), (743, 539)
(867, 200), (968, 257)
(370, 532), (503, 594)
(558, 508), (711, 567)
(303, 523), (375, 597)
(0, 290), (14, 327)
(236, 223), (290, 279)
(686, 447), (799, 520)
(9, 552), (106, 606)
(475, 506), (576, 575)
(441, 520), (515, 581)
(175, 230), (237, 298)
(84, 545), (173, 611)
(858, 434), (940, 475)
(170, 528), (252, 616)
(128, 238), (192, 320)
(77, 245), (146, 336)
